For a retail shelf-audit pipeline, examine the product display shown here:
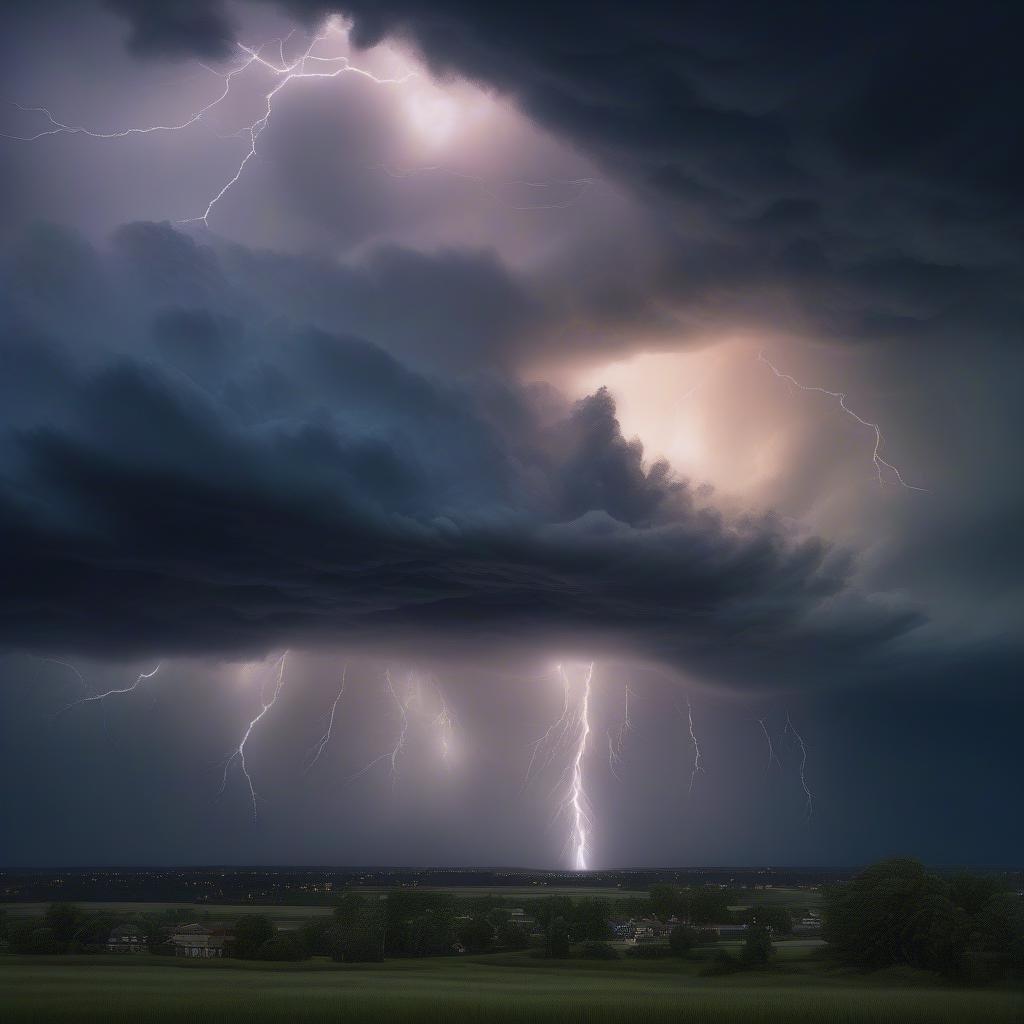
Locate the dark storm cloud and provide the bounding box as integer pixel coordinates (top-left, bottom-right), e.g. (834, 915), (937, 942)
(93, 0), (1023, 353)
(0, 222), (919, 675)
(104, 0), (235, 58)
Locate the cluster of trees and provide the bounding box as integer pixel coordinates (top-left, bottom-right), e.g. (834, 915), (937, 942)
(648, 885), (736, 925)
(824, 859), (1023, 981)
(0, 904), (200, 955)
(232, 891), (559, 963)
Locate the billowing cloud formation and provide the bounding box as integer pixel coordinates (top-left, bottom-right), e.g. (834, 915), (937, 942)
(0, 222), (918, 674)
(93, 0), (1023, 352)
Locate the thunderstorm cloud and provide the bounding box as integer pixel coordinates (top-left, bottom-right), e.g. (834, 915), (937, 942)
(0, 223), (918, 680)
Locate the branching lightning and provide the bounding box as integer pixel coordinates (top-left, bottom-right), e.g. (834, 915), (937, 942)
(524, 664), (576, 789)
(5, 20), (415, 225)
(220, 651), (289, 820)
(758, 351), (927, 491)
(607, 681), (634, 783)
(57, 663), (161, 715)
(42, 657), (90, 696)
(347, 670), (457, 786)
(523, 662), (596, 869)
(566, 662), (594, 870)
(758, 717), (782, 770)
(785, 712), (814, 818)
(348, 668), (412, 786)
(685, 696), (705, 794)
(430, 681), (456, 768)
(303, 664), (347, 774)
(5, 20), (599, 225)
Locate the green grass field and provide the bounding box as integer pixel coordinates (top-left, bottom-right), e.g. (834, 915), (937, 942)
(1, 953), (1021, 1023)
(1, 886), (821, 921)
(0, 902), (336, 921)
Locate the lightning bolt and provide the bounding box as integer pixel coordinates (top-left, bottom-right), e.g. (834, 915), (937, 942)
(57, 663), (161, 715)
(607, 681), (633, 783)
(220, 651), (288, 820)
(523, 663), (596, 868)
(42, 657), (90, 695)
(303, 664), (347, 774)
(523, 664), (577, 789)
(685, 696), (704, 794)
(758, 717), (782, 770)
(785, 712), (813, 818)
(758, 351), (927, 491)
(348, 668), (411, 786)
(566, 662), (594, 870)
(5, 19), (415, 226)
(430, 681), (456, 768)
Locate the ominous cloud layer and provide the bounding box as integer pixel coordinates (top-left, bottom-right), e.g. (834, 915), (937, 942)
(0, 222), (919, 679)
(90, 0), (1024, 353)
(0, 0), (1021, 871)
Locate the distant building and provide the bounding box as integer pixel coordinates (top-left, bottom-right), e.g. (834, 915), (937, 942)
(171, 923), (228, 958)
(106, 924), (146, 953)
(631, 918), (670, 944)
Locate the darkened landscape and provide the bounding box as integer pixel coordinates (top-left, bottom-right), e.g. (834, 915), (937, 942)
(3, 861), (1023, 1022)
(1, 0), (1022, 1020)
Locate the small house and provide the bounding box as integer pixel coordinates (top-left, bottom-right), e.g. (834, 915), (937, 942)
(106, 924), (146, 953)
(170, 923), (228, 958)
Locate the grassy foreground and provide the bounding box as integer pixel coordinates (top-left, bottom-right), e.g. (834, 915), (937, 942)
(2, 954), (1022, 1024)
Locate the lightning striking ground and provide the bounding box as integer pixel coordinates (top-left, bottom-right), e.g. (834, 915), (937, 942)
(685, 696), (705, 794)
(758, 717), (782, 770)
(758, 351), (927, 491)
(785, 712), (814, 818)
(523, 663), (596, 869)
(220, 651), (289, 820)
(566, 662), (594, 870)
(57, 663), (161, 715)
(304, 665), (347, 774)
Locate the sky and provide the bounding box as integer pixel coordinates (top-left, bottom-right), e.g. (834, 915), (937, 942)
(0, 0), (1020, 869)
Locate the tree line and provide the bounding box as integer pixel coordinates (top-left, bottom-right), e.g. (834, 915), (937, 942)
(823, 858), (1023, 982)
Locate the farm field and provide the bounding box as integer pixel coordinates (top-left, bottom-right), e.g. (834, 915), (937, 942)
(1, 953), (1021, 1024)
(0, 886), (822, 920)
(0, 902), (337, 921)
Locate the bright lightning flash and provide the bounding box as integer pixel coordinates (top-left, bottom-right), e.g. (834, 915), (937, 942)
(785, 712), (814, 818)
(524, 664), (576, 788)
(759, 351), (926, 491)
(348, 668), (411, 786)
(607, 681), (634, 783)
(220, 651), (289, 819)
(5, 20), (415, 225)
(685, 696), (705, 794)
(525, 663), (596, 869)
(430, 682), (456, 768)
(5, 20), (599, 222)
(566, 663), (594, 870)
(304, 664), (347, 774)
(57, 663), (161, 715)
